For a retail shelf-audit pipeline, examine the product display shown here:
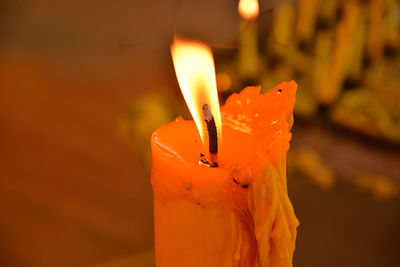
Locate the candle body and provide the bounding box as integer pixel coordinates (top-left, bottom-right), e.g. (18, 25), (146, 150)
(151, 82), (298, 267)
(154, 196), (235, 266)
(238, 18), (259, 82)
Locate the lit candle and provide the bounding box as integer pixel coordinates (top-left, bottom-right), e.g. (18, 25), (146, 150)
(151, 37), (298, 266)
(238, 0), (260, 84)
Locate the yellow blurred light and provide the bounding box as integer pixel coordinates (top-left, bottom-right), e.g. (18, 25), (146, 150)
(171, 37), (222, 148)
(238, 0), (259, 20)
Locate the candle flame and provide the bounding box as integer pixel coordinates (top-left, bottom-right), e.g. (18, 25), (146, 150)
(238, 0), (259, 20)
(171, 37), (222, 153)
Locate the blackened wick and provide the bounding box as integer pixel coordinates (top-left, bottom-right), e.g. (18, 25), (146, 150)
(202, 104), (218, 167)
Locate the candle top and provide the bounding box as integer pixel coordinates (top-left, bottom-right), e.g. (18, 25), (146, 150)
(152, 81), (297, 174)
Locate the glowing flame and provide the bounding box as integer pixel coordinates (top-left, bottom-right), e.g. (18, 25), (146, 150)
(238, 0), (259, 20)
(171, 37), (222, 150)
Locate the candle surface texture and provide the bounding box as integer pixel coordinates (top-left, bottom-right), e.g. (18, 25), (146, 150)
(151, 81), (299, 267)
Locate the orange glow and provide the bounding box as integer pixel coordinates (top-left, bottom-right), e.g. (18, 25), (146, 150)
(238, 0), (259, 20)
(171, 37), (222, 151)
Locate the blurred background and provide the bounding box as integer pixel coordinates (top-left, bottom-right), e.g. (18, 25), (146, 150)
(0, 0), (399, 266)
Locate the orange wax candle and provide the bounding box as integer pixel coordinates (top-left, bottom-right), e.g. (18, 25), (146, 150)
(151, 80), (299, 266)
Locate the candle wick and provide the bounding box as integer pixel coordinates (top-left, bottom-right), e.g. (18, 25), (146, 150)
(202, 104), (218, 167)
